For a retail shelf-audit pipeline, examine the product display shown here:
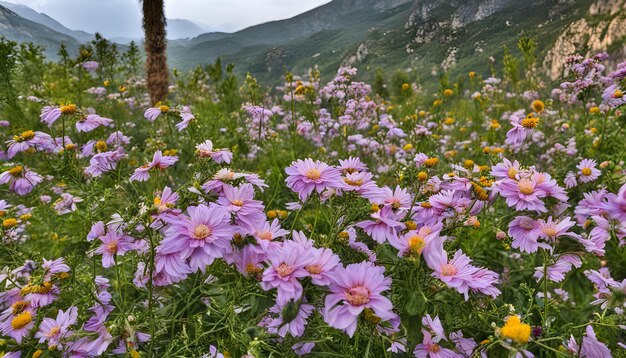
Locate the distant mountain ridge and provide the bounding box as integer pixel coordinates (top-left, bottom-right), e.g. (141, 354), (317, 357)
(0, 5), (80, 58)
(0, 1), (92, 42)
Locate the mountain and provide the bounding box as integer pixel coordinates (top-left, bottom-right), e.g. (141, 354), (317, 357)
(0, 1), (92, 42)
(169, 0), (626, 85)
(167, 18), (206, 39)
(0, 5), (79, 58)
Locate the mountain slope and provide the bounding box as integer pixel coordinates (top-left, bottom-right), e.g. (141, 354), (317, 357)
(0, 5), (79, 58)
(0, 1), (92, 42)
(170, 0), (626, 85)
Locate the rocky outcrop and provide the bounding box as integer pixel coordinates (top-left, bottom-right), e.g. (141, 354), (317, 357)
(543, 0), (626, 79)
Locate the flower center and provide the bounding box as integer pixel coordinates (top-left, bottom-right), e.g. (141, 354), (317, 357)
(11, 301), (28, 315)
(343, 177), (363, 186)
(194, 224), (212, 240)
(305, 264), (322, 275)
(542, 227), (557, 237)
(106, 241), (118, 253)
(408, 235), (425, 255)
(507, 167), (517, 179)
(245, 263), (261, 275)
(441, 263), (458, 276)
(276, 262), (294, 277)
(159, 105), (169, 112)
(11, 311), (32, 329)
(614, 89), (623, 98)
(518, 179), (534, 195)
(581, 167), (592, 176)
(429, 343), (441, 353)
(345, 285), (370, 306)
(258, 230), (273, 241)
(231, 200), (244, 207)
(519, 217), (535, 230)
(8, 166), (23, 176)
(521, 116), (539, 129)
(95, 140), (108, 152)
(48, 326), (61, 337)
(20, 130), (35, 141)
(305, 169), (321, 180)
(60, 104), (77, 115)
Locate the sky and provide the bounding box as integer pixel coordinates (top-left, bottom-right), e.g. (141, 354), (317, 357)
(5, 0), (332, 39)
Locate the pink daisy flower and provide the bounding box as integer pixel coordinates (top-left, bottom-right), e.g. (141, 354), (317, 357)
(160, 204), (234, 272)
(577, 159), (601, 183)
(508, 216), (547, 253)
(261, 244), (309, 305)
(94, 230), (136, 268)
(356, 205), (403, 244)
(285, 158), (341, 201)
(254, 219), (290, 252)
(323, 261), (397, 337)
(196, 139), (233, 164)
(35, 306), (78, 349)
(130, 150), (178, 182)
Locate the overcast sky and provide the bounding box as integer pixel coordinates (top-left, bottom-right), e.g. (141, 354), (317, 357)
(6, 0), (331, 38)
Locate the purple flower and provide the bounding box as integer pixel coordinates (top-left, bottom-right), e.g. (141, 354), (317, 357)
(40, 106), (62, 126)
(424, 238), (500, 300)
(76, 114), (113, 133)
(356, 205), (403, 244)
(196, 139), (233, 163)
(35, 306), (78, 349)
(261, 244), (309, 305)
(85, 149), (126, 177)
(577, 159), (601, 183)
(285, 159), (341, 201)
(217, 183), (265, 233)
(389, 223), (442, 257)
(323, 261), (397, 337)
(0, 165), (43, 196)
(130, 150), (178, 181)
(144, 106), (169, 121)
(265, 301), (314, 337)
(160, 204), (234, 272)
(533, 254), (582, 282)
(94, 230), (135, 268)
(254, 219), (289, 252)
(508, 216), (547, 253)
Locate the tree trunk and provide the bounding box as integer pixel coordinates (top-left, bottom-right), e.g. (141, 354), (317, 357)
(142, 0), (168, 105)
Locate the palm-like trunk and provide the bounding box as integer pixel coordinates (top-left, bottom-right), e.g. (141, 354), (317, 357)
(142, 0), (168, 105)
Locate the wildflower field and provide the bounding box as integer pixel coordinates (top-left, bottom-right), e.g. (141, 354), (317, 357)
(1, 37), (626, 358)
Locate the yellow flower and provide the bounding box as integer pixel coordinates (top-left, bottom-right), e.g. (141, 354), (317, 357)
(433, 99), (442, 106)
(418, 110), (427, 117)
(403, 143), (413, 151)
(589, 106), (600, 114)
(267, 210), (277, 219)
(500, 315), (531, 344)
(417, 171), (428, 182)
(531, 99), (545, 113)
(444, 117), (455, 125)
(444, 89), (453, 96)
(11, 311), (32, 329)
(463, 160), (474, 169)
(424, 157), (439, 167)
(103, 80), (110, 87)
(521, 116), (539, 129)
(60, 104), (77, 115)
(469, 71), (476, 78)
(402, 83), (410, 91)
(3, 218), (18, 229)
(119, 85), (127, 92)
(159, 105), (169, 113)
